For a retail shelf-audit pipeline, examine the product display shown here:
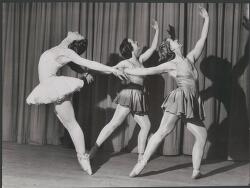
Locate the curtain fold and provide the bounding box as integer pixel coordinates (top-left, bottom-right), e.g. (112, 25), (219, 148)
(2, 2), (249, 160)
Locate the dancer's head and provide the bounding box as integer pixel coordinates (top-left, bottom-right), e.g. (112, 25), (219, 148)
(158, 38), (182, 63)
(67, 31), (88, 55)
(119, 38), (142, 59)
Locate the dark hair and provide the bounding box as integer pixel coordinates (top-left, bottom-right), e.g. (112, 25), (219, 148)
(158, 38), (175, 63)
(68, 38), (88, 55)
(67, 39), (88, 73)
(119, 38), (133, 59)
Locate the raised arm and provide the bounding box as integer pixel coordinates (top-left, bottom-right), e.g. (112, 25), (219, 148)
(63, 49), (127, 80)
(124, 61), (176, 76)
(139, 20), (159, 63)
(187, 6), (209, 63)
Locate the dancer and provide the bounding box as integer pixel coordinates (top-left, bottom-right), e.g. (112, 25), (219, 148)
(26, 31), (127, 175)
(89, 20), (159, 163)
(125, 6), (209, 179)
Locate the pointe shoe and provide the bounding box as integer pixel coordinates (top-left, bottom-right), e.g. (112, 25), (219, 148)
(77, 153), (92, 175)
(192, 169), (202, 179)
(129, 160), (147, 178)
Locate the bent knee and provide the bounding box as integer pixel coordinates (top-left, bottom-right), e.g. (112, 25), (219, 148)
(161, 125), (175, 137)
(62, 117), (75, 125)
(56, 113), (76, 128)
(140, 123), (151, 131)
(196, 135), (207, 147)
(204, 130), (208, 140)
(200, 129), (208, 143)
(106, 122), (121, 131)
(155, 130), (167, 140)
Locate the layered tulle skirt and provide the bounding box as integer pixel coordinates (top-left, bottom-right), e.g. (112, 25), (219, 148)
(161, 86), (205, 120)
(114, 83), (148, 115)
(26, 76), (84, 105)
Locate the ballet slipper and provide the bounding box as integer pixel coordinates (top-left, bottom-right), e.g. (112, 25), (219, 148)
(191, 169), (202, 179)
(129, 159), (147, 177)
(77, 153), (92, 175)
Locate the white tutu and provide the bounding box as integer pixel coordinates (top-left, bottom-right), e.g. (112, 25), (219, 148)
(26, 76), (84, 105)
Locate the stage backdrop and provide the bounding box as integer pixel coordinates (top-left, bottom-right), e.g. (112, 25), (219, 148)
(2, 2), (249, 160)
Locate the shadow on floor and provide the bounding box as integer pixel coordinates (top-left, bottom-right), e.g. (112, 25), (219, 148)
(136, 158), (249, 179)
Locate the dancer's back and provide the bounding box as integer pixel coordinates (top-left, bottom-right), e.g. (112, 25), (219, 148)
(38, 47), (69, 82)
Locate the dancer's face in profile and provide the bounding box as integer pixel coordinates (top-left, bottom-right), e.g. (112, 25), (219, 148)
(167, 38), (183, 53)
(128, 38), (141, 57)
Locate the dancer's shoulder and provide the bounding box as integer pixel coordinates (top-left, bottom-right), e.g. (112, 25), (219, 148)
(115, 59), (130, 68)
(50, 47), (81, 61)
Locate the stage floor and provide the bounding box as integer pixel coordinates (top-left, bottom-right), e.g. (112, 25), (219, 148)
(2, 142), (249, 187)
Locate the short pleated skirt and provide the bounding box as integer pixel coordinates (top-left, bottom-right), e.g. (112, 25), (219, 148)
(114, 83), (148, 115)
(26, 76), (84, 105)
(161, 87), (205, 121)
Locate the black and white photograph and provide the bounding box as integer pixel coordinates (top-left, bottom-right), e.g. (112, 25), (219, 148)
(2, 1), (250, 187)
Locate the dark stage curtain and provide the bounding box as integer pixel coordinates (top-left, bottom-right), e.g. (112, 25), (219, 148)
(2, 2), (249, 160)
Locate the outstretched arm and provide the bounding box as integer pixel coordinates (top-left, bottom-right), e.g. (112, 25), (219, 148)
(139, 20), (159, 63)
(63, 49), (127, 80)
(124, 61), (176, 76)
(187, 6), (209, 63)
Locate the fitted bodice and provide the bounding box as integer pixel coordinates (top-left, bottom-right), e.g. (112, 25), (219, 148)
(38, 49), (66, 82)
(122, 59), (145, 86)
(174, 58), (199, 96)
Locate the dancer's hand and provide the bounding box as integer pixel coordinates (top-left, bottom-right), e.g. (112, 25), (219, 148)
(112, 69), (128, 81)
(152, 19), (159, 31)
(84, 73), (94, 84)
(80, 72), (94, 84)
(199, 6), (208, 19)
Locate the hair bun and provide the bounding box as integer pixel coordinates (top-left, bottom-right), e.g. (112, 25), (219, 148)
(68, 39), (88, 55)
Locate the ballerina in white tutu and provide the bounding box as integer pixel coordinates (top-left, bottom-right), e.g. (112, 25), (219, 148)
(26, 31), (127, 175)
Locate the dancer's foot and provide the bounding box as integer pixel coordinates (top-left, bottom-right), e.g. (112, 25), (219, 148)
(129, 159), (147, 177)
(77, 153), (92, 175)
(192, 169), (202, 179)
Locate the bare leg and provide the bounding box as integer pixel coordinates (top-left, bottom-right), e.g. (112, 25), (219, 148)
(186, 119), (207, 179)
(133, 114), (151, 161)
(54, 98), (92, 175)
(96, 104), (130, 145)
(89, 104), (130, 159)
(129, 112), (179, 177)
